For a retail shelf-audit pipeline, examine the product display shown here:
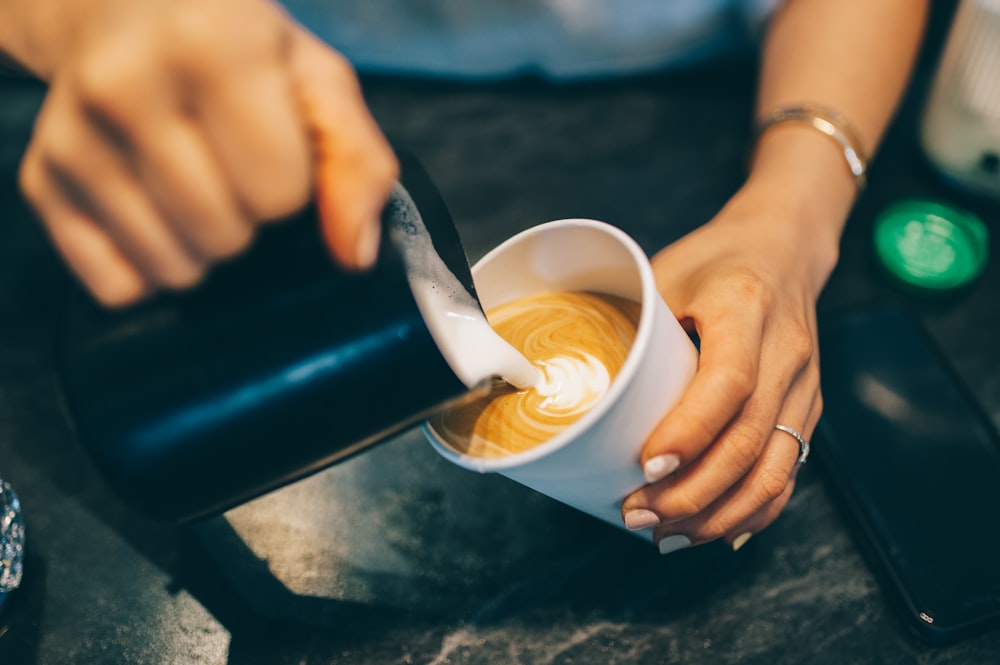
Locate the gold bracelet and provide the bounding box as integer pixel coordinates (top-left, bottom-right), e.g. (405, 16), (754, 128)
(754, 103), (868, 192)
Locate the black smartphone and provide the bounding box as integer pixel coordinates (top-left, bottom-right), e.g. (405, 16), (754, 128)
(816, 302), (1000, 645)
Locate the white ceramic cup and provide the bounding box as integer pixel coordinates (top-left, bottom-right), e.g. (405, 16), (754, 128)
(423, 219), (699, 540)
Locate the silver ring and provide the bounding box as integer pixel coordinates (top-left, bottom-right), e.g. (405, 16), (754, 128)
(774, 424), (810, 465)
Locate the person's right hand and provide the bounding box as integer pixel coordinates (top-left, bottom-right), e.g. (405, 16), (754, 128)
(16, 0), (398, 307)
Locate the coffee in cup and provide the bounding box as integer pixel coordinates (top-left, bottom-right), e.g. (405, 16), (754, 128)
(432, 290), (640, 457)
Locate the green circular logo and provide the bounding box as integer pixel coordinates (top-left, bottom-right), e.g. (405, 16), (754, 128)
(873, 199), (989, 293)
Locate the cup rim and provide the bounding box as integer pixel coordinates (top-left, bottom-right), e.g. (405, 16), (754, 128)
(423, 217), (658, 471)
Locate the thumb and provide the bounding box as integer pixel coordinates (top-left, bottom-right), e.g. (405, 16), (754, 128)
(289, 27), (398, 270)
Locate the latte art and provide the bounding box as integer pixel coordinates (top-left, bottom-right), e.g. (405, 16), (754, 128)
(433, 291), (640, 458)
(534, 352), (611, 417)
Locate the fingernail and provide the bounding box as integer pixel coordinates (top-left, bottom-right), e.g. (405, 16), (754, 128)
(355, 219), (381, 269)
(658, 534), (691, 555)
(732, 531), (753, 552)
(624, 509), (660, 531)
(644, 454), (680, 483)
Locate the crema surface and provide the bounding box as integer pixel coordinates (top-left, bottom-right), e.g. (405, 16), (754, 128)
(434, 291), (640, 457)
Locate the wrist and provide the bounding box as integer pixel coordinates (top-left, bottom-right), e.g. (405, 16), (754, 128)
(716, 130), (859, 294)
(754, 123), (859, 231)
(754, 104), (868, 192)
(750, 120), (860, 218)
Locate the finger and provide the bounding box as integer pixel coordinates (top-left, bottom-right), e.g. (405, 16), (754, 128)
(622, 334), (819, 526)
(54, 54), (253, 266)
(651, 435), (799, 555)
(39, 112), (209, 289)
(21, 149), (150, 306)
(656, 338), (817, 519)
(630, 344), (814, 526)
(724, 405), (818, 550)
(725, 476), (797, 552)
(49, 213), (152, 308)
(651, 387), (821, 554)
(20, 89), (205, 291)
(640, 298), (765, 482)
(652, 424), (803, 548)
(289, 28), (398, 270)
(129, 120), (255, 262)
(182, 14), (312, 222)
(64, 6), (259, 262)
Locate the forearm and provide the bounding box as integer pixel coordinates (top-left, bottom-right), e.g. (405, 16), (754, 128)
(743, 0), (928, 287)
(639, 0), (928, 553)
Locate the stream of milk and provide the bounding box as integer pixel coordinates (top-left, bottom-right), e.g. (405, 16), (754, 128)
(386, 184), (540, 390)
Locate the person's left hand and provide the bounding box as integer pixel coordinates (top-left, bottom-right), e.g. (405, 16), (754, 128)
(619, 185), (839, 553)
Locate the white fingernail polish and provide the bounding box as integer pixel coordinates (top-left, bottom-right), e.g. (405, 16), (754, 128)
(644, 454), (680, 483)
(732, 531), (753, 552)
(355, 220), (381, 269)
(624, 509), (660, 531)
(658, 534), (691, 555)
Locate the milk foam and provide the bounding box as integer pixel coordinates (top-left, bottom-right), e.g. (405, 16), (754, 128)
(534, 353), (611, 417)
(386, 184), (540, 390)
